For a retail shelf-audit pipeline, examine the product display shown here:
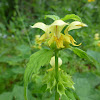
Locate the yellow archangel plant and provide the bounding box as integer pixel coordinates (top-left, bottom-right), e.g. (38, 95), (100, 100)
(24, 15), (89, 100)
(31, 20), (87, 49)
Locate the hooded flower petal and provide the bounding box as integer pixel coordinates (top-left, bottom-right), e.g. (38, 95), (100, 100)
(31, 22), (50, 38)
(48, 35), (55, 46)
(49, 20), (68, 38)
(50, 20), (68, 26)
(64, 21), (87, 34)
(31, 22), (48, 32)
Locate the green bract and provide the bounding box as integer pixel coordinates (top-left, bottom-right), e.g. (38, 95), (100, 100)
(43, 69), (74, 96)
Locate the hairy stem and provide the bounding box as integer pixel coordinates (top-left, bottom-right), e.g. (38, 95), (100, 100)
(55, 50), (59, 100)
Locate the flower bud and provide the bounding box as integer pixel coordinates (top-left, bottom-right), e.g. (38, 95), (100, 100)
(50, 56), (62, 67)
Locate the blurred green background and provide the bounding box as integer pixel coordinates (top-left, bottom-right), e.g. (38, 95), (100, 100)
(0, 0), (100, 100)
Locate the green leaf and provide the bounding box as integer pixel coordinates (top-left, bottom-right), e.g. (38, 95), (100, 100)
(43, 70), (56, 92)
(13, 85), (35, 100)
(24, 49), (53, 100)
(87, 50), (100, 63)
(0, 92), (13, 100)
(0, 86), (35, 100)
(70, 47), (92, 61)
(87, 50), (100, 69)
(70, 47), (100, 70)
(73, 73), (100, 100)
(45, 15), (60, 20)
(57, 82), (65, 96)
(61, 14), (82, 22)
(59, 71), (74, 90)
(65, 89), (76, 100)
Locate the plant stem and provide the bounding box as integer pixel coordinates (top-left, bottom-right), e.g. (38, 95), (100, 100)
(55, 50), (59, 100)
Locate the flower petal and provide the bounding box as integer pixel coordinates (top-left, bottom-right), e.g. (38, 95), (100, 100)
(49, 20), (69, 38)
(31, 22), (49, 32)
(47, 68), (54, 72)
(62, 34), (71, 43)
(50, 20), (68, 26)
(39, 34), (46, 41)
(48, 35), (55, 46)
(64, 21), (87, 34)
(54, 35), (65, 48)
(69, 35), (82, 46)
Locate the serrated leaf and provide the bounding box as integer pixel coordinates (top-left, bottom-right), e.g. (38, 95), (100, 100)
(65, 89), (76, 100)
(61, 14), (82, 22)
(57, 82), (65, 96)
(43, 70), (56, 92)
(59, 71), (74, 89)
(70, 47), (100, 69)
(73, 73), (100, 100)
(70, 47), (92, 62)
(87, 50), (100, 69)
(87, 50), (100, 63)
(45, 15), (60, 20)
(24, 49), (53, 100)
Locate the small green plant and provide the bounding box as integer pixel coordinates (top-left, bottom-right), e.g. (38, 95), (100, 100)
(24, 14), (92, 100)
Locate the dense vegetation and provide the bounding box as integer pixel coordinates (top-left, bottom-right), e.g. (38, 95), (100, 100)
(0, 0), (100, 100)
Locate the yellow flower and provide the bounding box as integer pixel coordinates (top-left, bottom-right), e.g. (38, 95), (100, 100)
(35, 35), (41, 43)
(32, 35), (42, 49)
(31, 20), (87, 49)
(94, 33), (99, 40)
(97, 41), (100, 47)
(88, 0), (95, 2)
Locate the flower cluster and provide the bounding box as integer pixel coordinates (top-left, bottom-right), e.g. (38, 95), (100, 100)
(31, 20), (87, 49)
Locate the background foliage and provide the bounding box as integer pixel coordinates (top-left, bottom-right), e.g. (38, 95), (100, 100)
(0, 0), (100, 100)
